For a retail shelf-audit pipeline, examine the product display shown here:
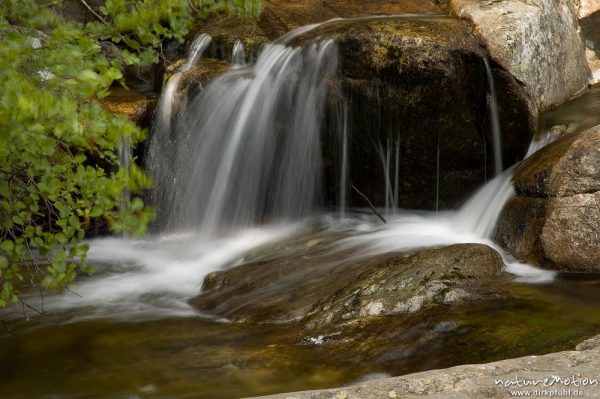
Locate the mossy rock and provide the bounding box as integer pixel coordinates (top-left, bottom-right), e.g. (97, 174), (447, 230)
(191, 243), (504, 328)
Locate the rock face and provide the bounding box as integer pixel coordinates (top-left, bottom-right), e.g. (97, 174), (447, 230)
(449, 0), (590, 112)
(191, 243), (503, 327)
(325, 17), (532, 209)
(581, 11), (600, 84)
(495, 125), (600, 271)
(247, 334), (600, 399)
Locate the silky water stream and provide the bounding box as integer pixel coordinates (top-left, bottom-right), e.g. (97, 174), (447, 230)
(2, 24), (600, 399)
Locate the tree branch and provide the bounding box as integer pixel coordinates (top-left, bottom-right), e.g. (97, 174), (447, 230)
(351, 184), (387, 223)
(79, 0), (109, 25)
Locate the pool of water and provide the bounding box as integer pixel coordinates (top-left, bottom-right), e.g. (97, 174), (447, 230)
(1, 207), (600, 399)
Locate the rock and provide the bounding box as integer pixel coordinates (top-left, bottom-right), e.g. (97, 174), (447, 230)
(197, 0), (446, 58)
(102, 89), (157, 127)
(449, 0), (590, 112)
(247, 334), (600, 399)
(576, 0), (600, 18)
(581, 11), (600, 84)
(496, 125), (600, 271)
(163, 58), (232, 90)
(191, 243), (504, 327)
(326, 17), (533, 209)
(541, 192), (600, 271)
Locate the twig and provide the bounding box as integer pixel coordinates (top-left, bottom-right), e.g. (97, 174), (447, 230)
(79, 0), (109, 25)
(1, 320), (16, 337)
(351, 184), (387, 223)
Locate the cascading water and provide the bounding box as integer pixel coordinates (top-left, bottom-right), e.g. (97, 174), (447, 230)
(146, 34), (213, 225)
(148, 40), (338, 236)
(232, 40), (246, 66)
(484, 58), (503, 176)
(118, 135), (131, 238)
(377, 138), (401, 215)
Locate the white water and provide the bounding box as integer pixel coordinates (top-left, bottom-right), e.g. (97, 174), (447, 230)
(145, 34), (212, 212)
(148, 40), (338, 235)
(232, 40), (246, 66)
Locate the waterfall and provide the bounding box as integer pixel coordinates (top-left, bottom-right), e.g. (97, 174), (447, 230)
(148, 40), (339, 236)
(118, 135), (131, 238)
(232, 40), (246, 66)
(145, 34), (213, 226)
(484, 58), (503, 176)
(455, 130), (560, 238)
(376, 138), (401, 215)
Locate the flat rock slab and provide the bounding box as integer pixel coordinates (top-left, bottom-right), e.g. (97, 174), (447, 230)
(192, 243), (503, 327)
(248, 334), (600, 399)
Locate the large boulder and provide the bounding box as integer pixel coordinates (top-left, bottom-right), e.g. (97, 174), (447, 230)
(325, 17), (533, 209)
(191, 243), (504, 327)
(580, 11), (600, 84)
(495, 125), (600, 271)
(449, 0), (591, 112)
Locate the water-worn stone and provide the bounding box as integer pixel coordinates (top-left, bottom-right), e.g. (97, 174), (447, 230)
(248, 334), (600, 399)
(325, 17), (532, 209)
(191, 243), (503, 327)
(449, 0), (591, 112)
(496, 125), (600, 271)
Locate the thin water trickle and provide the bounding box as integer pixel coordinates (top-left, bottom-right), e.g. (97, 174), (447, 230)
(339, 103), (349, 217)
(118, 135), (131, 238)
(484, 58), (503, 176)
(232, 40), (246, 66)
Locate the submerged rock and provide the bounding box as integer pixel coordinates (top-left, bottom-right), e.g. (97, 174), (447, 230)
(449, 0), (590, 112)
(496, 125), (600, 271)
(191, 243), (504, 327)
(249, 333), (600, 399)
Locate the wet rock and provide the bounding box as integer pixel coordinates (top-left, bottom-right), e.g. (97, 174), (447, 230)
(326, 17), (533, 209)
(191, 243), (504, 327)
(449, 0), (590, 112)
(248, 334), (600, 399)
(197, 0), (446, 59)
(496, 125), (600, 271)
(102, 89), (157, 127)
(163, 58), (231, 91)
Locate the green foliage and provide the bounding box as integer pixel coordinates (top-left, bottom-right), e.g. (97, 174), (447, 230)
(0, 0), (260, 308)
